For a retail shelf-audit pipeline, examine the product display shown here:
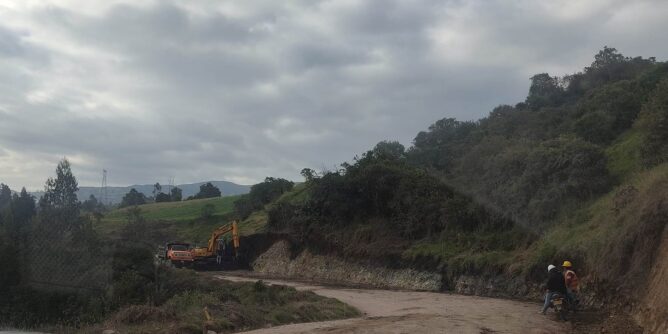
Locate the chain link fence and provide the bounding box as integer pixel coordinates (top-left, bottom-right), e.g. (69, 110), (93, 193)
(22, 226), (113, 293)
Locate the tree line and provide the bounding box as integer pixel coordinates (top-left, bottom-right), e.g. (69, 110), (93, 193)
(118, 182), (222, 208)
(0, 159), (228, 329)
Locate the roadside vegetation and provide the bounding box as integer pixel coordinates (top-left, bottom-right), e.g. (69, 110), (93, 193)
(80, 275), (358, 334)
(0, 161), (359, 333)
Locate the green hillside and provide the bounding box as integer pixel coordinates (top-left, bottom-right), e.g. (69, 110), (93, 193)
(95, 195), (265, 245)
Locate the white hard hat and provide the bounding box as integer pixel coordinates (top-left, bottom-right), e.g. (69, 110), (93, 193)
(547, 265), (556, 272)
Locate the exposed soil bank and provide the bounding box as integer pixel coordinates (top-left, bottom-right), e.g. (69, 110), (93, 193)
(250, 240), (441, 291)
(634, 227), (668, 333)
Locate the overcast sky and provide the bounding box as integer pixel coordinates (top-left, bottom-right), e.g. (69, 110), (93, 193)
(1, 0), (667, 190)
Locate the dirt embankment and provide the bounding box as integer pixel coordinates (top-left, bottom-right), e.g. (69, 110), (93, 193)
(635, 227), (668, 333)
(245, 237), (538, 298)
(250, 240), (441, 291)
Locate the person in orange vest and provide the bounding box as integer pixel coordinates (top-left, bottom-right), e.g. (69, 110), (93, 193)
(562, 260), (579, 305)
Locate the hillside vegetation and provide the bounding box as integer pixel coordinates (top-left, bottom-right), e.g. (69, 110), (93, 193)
(240, 47), (668, 331)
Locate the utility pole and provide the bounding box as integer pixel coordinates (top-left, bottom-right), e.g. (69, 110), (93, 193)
(166, 176), (175, 195)
(100, 169), (108, 206)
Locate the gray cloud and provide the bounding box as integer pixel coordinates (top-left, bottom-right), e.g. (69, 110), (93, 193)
(0, 0), (667, 190)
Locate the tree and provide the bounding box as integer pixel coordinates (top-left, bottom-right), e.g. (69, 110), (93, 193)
(526, 73), (564, 110)
(589, 46), (626, 71)
(233, 177), (294, 220)
(194, 182), (221, 199)
(5, 188), (35, 240)
(0, 184), (11, 212)
(249, 177), (293, 204)
(155, 192), (171, 203)
(39, 159), (80, 224)
(170, 187), (182, 201)
(11, 188), (35, 225)
(81, 194), (102, 213)
(572, 80), (642, 144)
(637, 78), (668, 166)
(300, 168), (317, 182)
(152, 183), (162, 198)
(370, 141), (405, 161)
(120, 188), (147, 207)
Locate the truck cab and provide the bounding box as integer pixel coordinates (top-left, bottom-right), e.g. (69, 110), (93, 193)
(164, 242), (194, 267)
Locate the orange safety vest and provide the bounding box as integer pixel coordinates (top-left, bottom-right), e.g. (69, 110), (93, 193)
(564, 269), (579, 291)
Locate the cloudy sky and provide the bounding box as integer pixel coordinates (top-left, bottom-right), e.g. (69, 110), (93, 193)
(1, 0), (667, 190)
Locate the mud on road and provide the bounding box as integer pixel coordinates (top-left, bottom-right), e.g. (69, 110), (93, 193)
(215, 275), (566, 334)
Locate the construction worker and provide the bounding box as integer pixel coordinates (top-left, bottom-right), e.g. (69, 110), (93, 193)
(216, 240), (226, 265)
(562, 260), (579, 305)
(541, 264), (567, 314)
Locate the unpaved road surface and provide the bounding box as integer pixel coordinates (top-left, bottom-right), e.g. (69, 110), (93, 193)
(216, 275), (566, 334)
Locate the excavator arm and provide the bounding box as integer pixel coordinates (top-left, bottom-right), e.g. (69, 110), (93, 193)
(192, 221), (240, 259)
(206, 221), (240, 253)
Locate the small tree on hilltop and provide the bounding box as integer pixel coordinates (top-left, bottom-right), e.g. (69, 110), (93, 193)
(170, 186), (182, 201)
(81, 194), (103, 213)
(120, 188), (147, 208)
(39, 158), (80, 227)
(194, 182), (221, 199)
(155, 192), (171, 203)
(152, 183), (162, 199)
(300, 168), (318, 182)
(0, 183), (12, 212)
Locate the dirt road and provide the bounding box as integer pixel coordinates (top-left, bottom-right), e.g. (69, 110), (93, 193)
(216, 275), (566, 334)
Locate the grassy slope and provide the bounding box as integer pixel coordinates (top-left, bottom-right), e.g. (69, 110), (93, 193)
(529, 163), (668, 272)
(402, 125), (666, 274)
(95, 196), (265, 245)
(605, 128), (644, 181)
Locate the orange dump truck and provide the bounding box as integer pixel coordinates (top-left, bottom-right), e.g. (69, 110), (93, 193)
(164, 242), (194, 268)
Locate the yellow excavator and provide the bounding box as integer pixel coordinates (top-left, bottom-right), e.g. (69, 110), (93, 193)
(191, 221), (240, 268)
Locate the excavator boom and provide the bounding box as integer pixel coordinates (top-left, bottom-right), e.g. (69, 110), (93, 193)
(192, 221), (239, 260)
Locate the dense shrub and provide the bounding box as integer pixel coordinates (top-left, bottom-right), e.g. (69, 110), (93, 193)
(234, 177), (294, 219)
(637, 78), (668, 166)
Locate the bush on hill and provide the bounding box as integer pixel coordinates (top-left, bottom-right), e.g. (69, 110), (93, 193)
(234, 177), (294, 220)
(193, 182), (221, 199)
(120, 188), (147, 208)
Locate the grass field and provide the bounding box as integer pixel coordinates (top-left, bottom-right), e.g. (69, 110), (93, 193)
(95, 195), (267, 245)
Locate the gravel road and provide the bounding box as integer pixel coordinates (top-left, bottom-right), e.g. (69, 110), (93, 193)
(215, 275), (566, 334)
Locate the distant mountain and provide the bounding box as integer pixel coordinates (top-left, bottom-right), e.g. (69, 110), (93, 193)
(31, 180), (250, 205)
